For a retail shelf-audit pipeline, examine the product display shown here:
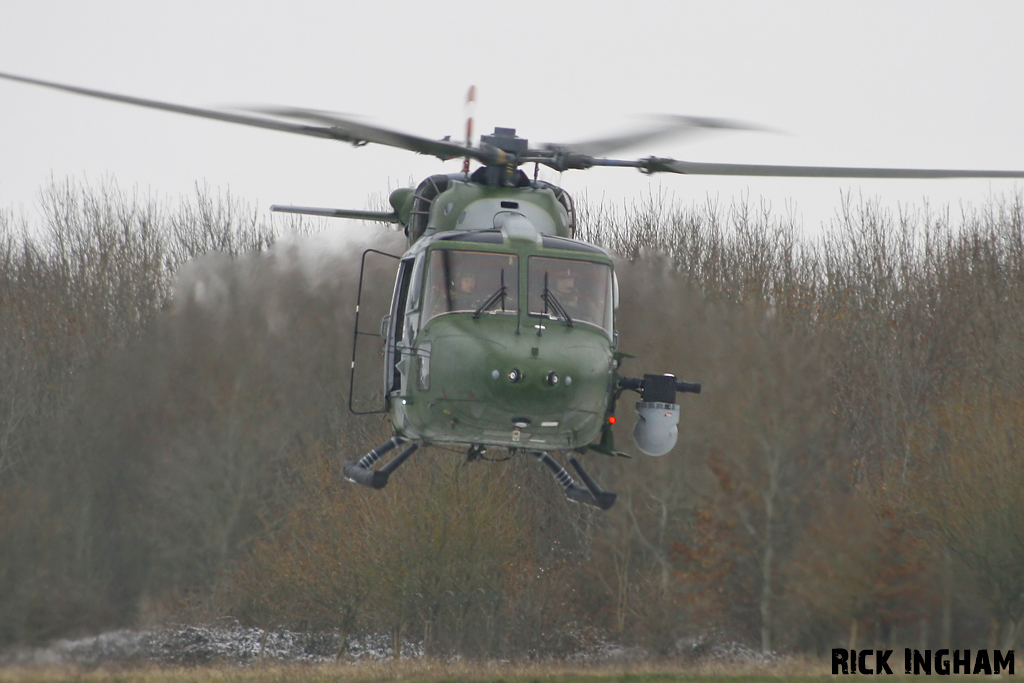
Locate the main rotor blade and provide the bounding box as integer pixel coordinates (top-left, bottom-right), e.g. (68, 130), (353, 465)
(248, 105), (484, 162)
(0, 71), (368, 142)
(0, 71), (471, 161)
(640, 158), (1024, 179)
(551, 115), (770, 157)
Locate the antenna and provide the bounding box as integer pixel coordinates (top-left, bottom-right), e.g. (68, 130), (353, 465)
(462, 85), (476, 175)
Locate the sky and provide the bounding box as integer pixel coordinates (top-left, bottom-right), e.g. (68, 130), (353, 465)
(1, 0), (1023, 235)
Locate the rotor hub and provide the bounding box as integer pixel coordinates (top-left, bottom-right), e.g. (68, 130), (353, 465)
(480, 127), (528, 156)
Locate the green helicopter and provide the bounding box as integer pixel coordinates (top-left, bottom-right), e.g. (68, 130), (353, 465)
(3, 72), (1024, 510)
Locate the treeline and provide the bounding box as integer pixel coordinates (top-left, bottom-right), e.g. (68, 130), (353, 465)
(577, 193), (1024, 654)
(1, 180), (1023, 658)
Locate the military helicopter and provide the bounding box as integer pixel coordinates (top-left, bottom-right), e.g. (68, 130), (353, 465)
(3, 71), (1024, 510)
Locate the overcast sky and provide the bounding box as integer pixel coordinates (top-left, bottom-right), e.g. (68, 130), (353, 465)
(2, 0), (1023, 234)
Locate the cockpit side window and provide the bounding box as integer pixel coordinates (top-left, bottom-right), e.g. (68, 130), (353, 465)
(422, 249), (519, 321)
(528, 256), (614, 336)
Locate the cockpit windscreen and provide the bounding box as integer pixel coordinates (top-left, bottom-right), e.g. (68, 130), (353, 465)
(422, 250), (519, 319)
(527, 257), (613, 335)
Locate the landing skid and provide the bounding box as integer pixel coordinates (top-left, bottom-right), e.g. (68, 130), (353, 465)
(532, 451), (617, 510)
(343, 438), (617, 511)
(343, 437), (419, 490)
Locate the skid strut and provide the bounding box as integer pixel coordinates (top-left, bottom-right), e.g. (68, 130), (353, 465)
(532, 451), (617, 510)
(343, 437), (419, 489)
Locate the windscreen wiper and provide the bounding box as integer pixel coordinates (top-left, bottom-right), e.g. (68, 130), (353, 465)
(541, 272), (574, 327)
(472, 269), (509, 318)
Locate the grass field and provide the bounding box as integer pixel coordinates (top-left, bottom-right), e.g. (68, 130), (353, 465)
(4, 653), (1012, 681)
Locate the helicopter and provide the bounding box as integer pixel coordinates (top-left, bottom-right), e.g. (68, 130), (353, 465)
(3, 72), (1024, 511)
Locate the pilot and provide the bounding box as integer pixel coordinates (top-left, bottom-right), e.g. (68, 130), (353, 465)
(553, 264), (606, 325)
(450, 272), (483, 310)
(457, 274), (478, 295)
(553, 266), (580, 308)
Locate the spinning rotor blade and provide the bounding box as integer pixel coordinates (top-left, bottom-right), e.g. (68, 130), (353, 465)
(638, 158), (1024, 179)
(550, 115), (770, 157)
(0, 71), (474, 161)
(0, 71), (353, 142)
(5, 70), (1021, 180)
(247, 105), (484, 162)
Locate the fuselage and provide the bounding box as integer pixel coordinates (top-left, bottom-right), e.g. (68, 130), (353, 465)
(380, 175), (618, 451)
